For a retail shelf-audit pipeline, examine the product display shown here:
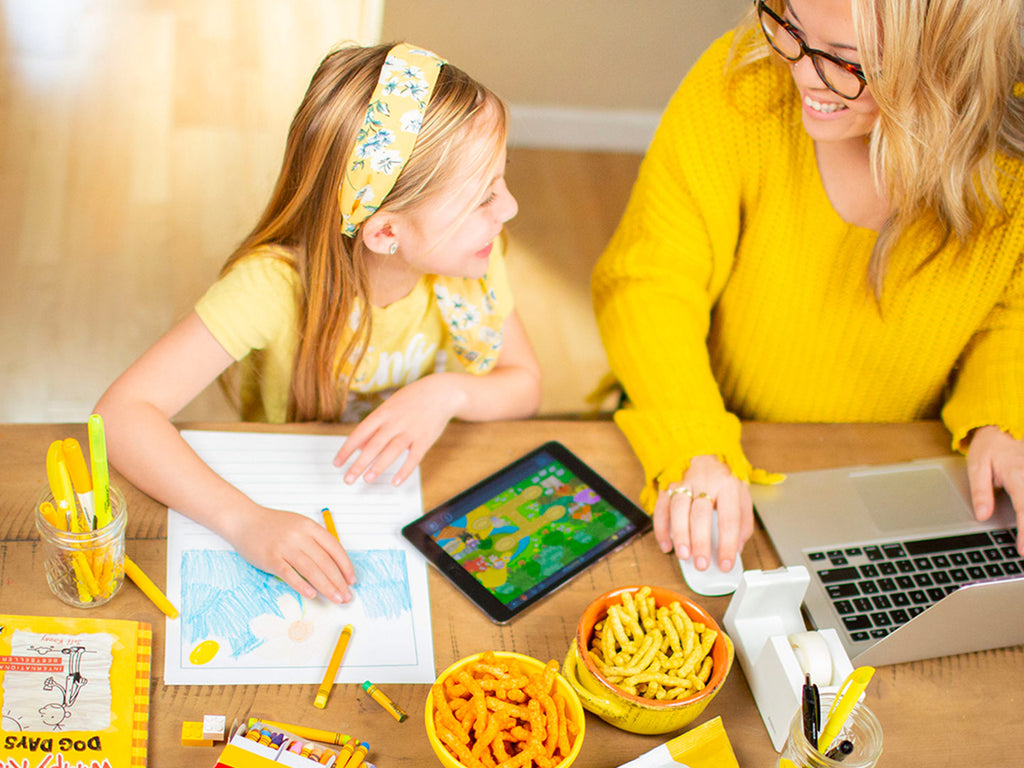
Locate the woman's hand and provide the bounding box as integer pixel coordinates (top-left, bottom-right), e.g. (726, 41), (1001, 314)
(653, 454), (753, 571)
(227, 504), (357, 603)
(966, 425), (1024, 555)
(333, 373), (465, 486)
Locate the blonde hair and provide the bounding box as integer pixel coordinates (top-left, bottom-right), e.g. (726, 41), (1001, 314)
(734, 0), (1024, 293)
(220, 43), (508, 421)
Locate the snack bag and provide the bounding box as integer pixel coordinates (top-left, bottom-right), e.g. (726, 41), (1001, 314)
(617, 717), (739, 768)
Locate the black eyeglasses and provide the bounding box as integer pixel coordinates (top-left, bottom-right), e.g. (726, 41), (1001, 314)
(755, 0), (868, 100)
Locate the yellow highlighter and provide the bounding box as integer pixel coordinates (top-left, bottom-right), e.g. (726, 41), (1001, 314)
(817, 666), (875, 753)
(62, 438), (96, 528)
(46, 440), (80, 529)
(88, 414), (113, 528)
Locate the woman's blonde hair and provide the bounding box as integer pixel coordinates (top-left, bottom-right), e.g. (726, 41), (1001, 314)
(735, 0), (1024, 293)
(220, 43), (508, 421)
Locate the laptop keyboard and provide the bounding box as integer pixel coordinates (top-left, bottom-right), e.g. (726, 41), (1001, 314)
(806, 527), (1021, 644)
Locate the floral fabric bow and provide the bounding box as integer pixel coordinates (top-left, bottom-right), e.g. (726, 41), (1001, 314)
(338, 43), (446, 237)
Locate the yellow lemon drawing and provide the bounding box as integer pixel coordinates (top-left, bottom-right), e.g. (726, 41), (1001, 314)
(189, 639), (220, 665)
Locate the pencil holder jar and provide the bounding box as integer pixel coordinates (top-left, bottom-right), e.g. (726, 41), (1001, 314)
(35, 486), (127, 608)
(778, 692), (883, 768)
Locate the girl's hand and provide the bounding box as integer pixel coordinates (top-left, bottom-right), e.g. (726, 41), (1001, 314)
(227, 505), (357, 603)
(653, 454), (753, 572)
(966, 425), (1024, 555)
(333, 374), (465, 486)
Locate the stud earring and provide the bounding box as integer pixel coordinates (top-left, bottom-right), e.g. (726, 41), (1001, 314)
(389, 242), (398, 255)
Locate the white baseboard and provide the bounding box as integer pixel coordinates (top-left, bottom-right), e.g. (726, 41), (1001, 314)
(508, 104), (658, 153)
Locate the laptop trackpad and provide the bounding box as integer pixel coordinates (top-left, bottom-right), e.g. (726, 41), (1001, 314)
(851, 467), (972, 532)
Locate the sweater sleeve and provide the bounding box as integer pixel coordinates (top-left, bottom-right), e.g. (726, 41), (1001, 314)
(942, 252), (1024, 449)
(592, 32), (777, 510)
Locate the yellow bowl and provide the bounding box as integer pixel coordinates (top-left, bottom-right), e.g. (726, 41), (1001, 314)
(425, 650), (586, 768)
(562, 585), (734, 735)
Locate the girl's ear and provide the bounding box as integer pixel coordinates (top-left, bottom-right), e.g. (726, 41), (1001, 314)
(360, 212), (400, 256)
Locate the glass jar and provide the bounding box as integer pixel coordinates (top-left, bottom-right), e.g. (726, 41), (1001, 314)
(35, 485), (127, 607)
(778, 692), (883, 768)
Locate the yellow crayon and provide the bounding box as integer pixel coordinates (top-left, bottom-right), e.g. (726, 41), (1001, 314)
(335, 741), (355, 766)
(343, 741), (369, 768)
(362, 681), (408, 722)
(322, 508), (339, 540)
(314, 624), (353, 709)
(246, 718), (351, 747)
(125, 556), (179, 618)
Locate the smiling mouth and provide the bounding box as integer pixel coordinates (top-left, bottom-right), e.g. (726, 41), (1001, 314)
(805, 95), (848, 114)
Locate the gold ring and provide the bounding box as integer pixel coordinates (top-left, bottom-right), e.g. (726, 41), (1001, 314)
(666, 486), (693, 498)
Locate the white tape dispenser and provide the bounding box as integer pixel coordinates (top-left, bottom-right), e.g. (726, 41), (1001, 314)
(722, 566), (854, 750)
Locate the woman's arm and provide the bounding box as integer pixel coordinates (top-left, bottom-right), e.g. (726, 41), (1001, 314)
(95, 312), (356, 602)
(333, 309), (541, 484)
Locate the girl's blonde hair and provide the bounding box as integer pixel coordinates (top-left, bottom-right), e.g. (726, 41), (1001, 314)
(220, 43), (508, 421)
(735, 0), (1024, 293)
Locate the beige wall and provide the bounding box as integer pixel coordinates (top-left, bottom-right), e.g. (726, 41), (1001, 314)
(382, 0), (749, 112)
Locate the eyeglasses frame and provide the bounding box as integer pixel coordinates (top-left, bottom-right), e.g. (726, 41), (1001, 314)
(755, 0), (868, 100)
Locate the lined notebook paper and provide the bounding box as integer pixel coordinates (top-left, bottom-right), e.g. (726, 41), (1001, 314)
(163, 429), (435, 685)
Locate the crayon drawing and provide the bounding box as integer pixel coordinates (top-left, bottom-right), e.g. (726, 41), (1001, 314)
(0, 630), (114, 733)
(163, 430), (435, 685)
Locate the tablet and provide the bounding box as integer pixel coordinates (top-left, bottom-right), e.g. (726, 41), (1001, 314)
(402, 441), (652, 623)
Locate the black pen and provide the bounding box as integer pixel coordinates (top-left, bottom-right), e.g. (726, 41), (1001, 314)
(824, 739), (854, 762)
(801, 673), (820, 744)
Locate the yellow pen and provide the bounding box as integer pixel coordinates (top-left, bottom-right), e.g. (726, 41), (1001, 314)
(62, 438), (96, 528)
(88, 413), (113, 528)
(817, 666), (875, 752)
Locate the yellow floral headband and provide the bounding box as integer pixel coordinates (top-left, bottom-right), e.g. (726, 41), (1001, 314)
(338, 43), (447, 238)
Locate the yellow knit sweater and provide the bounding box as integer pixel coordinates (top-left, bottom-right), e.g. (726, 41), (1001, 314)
(592, 32), (1024, 511)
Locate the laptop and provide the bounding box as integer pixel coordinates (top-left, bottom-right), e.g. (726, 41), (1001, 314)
(749, 455), (1024, 666)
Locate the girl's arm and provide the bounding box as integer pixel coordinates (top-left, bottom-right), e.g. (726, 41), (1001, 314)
(333, 309), (541, 484)
(94, 312), (356, 603)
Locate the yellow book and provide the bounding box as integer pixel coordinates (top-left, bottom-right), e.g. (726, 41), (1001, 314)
(0, 613), (152, 768)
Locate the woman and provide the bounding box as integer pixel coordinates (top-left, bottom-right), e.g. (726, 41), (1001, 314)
(592, 0), (1024, 573)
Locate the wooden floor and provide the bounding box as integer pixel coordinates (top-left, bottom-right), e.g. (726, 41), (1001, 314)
(0, 0), (641, 423)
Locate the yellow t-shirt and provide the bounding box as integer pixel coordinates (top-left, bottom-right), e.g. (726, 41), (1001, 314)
(195, 241), (514, 422)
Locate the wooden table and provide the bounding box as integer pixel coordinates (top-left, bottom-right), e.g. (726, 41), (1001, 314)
(1, 420), (1021, 766)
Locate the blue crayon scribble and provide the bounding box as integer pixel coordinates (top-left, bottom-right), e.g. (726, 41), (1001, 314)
(350, 549), (411, 621)
(180, 548), (412, 662)
(181, 549), (295, 658)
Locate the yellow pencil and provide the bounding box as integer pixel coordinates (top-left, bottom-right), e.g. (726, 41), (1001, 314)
(125, 556), (179, 618)
(314, 624), (353, 709)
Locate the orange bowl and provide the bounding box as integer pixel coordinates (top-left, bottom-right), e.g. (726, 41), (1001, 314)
(425, 651), (586, 768)
(561, 585), (733, 734)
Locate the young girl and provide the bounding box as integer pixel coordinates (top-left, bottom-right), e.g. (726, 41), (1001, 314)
(94, 43), (541, 604)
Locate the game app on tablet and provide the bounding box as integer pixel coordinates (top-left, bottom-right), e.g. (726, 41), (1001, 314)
(402, 441), (651, 623)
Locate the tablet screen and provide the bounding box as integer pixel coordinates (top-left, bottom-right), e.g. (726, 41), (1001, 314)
(402, 441), (651, 623)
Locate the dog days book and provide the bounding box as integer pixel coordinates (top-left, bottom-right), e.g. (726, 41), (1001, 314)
(0, 614), (152, 768)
